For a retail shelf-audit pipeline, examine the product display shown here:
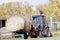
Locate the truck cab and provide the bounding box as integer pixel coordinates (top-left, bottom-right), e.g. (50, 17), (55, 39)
(31, 15), (45, 27)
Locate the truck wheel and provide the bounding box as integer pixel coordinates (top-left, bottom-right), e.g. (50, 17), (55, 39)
(24, 32), (28, 39)
(44, 35), (48, 37)
(31, 35), (37, 38)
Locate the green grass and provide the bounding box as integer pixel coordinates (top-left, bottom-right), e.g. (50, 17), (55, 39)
(53, 34), (60, 37)
(1, 38), (24, 40)
(1, 33), (60, 40)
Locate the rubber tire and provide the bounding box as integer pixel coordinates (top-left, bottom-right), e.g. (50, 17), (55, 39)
(44, 35), (48, 37)
(31, 35), (37, 38)
(24, 32), (28, 39)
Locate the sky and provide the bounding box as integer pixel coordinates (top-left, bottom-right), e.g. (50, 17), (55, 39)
(0, 0), (51, 5)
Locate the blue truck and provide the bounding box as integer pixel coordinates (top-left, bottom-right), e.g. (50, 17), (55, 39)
(24, 15), (52, 39)
(24, 10), (53, 39)
(30, 15), (52, 37)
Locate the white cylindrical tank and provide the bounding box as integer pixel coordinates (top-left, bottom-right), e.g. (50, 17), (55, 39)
(6, 15), (25, 32)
